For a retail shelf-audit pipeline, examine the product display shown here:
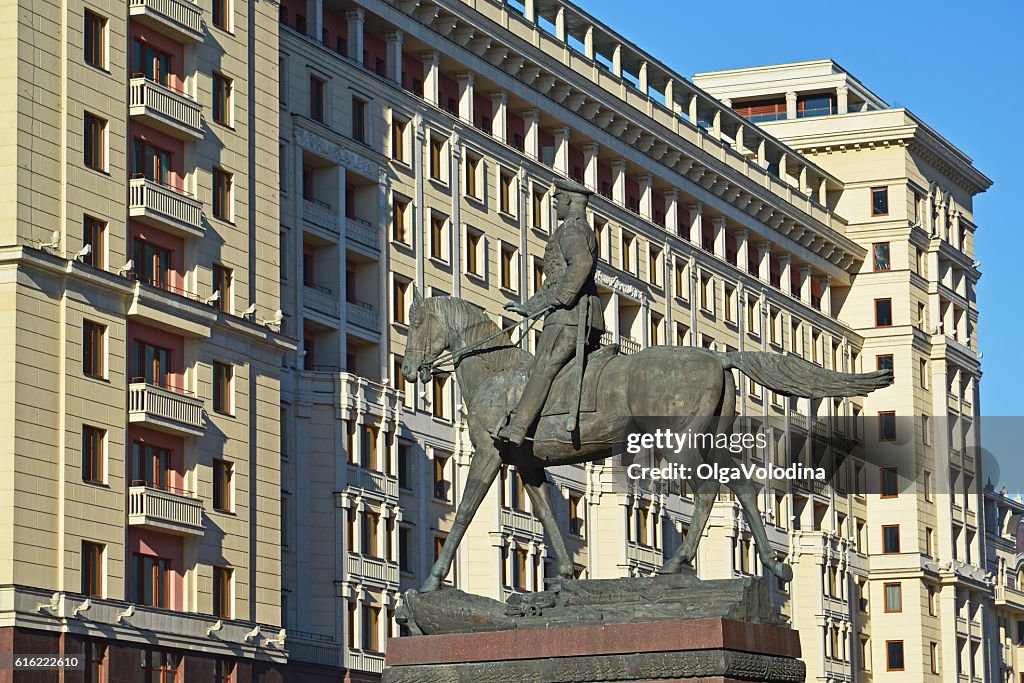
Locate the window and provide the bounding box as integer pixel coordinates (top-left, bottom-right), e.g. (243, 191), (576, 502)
(465, 228), (484, 276)
(925, 526), (935, 557)
(882, 525), (901, 554)
(212, 0), (231, 30)
(924, 470), (933, 501)
(392, 195), (409, 243)
(429, 136), (445, 181)
(569, 494), (584, 537)
(511, 548), (528, 590)
(141, 650), (180, 683)
(878, 411), (896, 441)
(83, 320), (105, 378)
(362, 605), (381, 651)
(884, 582), (902, 612)
(499, 172), (514, 214)
(83, 216), (105, 268)
(213, 459), (233, 511)
(648, 246), (663, 287)
(134, 340), (172, 388)
(351, 97), (367, 142)
(213, 566), (232, 618)
(132, 554), (171, 607)
(465, 153), (481, 198)
(885, 640), (904, 671)
(84, 641), (106, 683)
(84, 10), (106, 69)
(213, 362), (233, 414)
(724, 285), (736, 322)
(429, 213), (449, 261)
(700, 273), (714, 312)
(133, 139), (172, 185)
(531, 190), (546, 230)
(433, 453), (451, 500)
(132, 442), (171, 490)
(399, 525), (412, 572)
(397, 441), (412, 489)
(872, 242), (890, 271)
(82, 426), (105, 484)
(929, 642), (938, 674)
(362, 510), (379, 557)
(880, 467), (899, 497)
(84, 114), (106, 171)
(212, 73), (233, 126)
(391, 115), (408, 163)
(634, 506), (650, 546)
(871, 187), (889, 217)
(215, 660), (235, 683)
(212, 264), (232, 313)
(876, 354), (893, 374)
(500, 244), (517, 291)
(920, 358), (929, 388)
(393, 277), (409, 324)
(874, 298), (892, 327)
(309, 76), (325, 122)
(82, 541), (104, 598)
(360, 425), (378, 470)
(213, 168), (233, 221)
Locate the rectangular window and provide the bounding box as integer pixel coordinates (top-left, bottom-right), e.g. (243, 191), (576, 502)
(465, 228), (483, 276)
(532, 190), (545, 230)
(363, 605), (381, 652)
(212, 0), (231, 31)
(884, 582), (902, 612)
(929, 642), (938, 674)
(872, 242), (890, 271)
(874, 298), (893, 327)
(397, 442), (412, 489)
(499, 173), (513, 214)
(82, 426), (105, 484)
(500, 244), (517, 290)
(430, 214), (448, 261)
(309, 76), (325, 122)
(393, 278), (408, 324)
(83, 320), (105, 378)
(132, 554), (171, 607)
(133, 139), (172, 185)
(213, 566), (232, 618)
(84, 641), (106, 683)
(212, 264), (232, 313)
(213, 459), (233, 512)
(82, 541), (104, 598)
(569, 494), (585, 537)
(141, 650), (180, 683)
(213, 73), (232, 126)
(391, 115), (407, 163)
(362, 510), (379, 557)
(215, 660), (235, 683)
(213, 169), (233, 221)
(882, 525), (901, 554)
(876, 354), (893, 374)
(213, 362), (233, 414)
(878, 411), (897, 441)
(134, 340), (172, 388)
(84, 10), (106, 69)
(84, 113), (106, 171)
(399, 525), (412, 572)
(132, 442), (172, 490)
(649, 246), (663, 287)
(392, 195), (409, 243)
(885, 640), (904, 671)
(465, 154), (480, 198)
(83, 215), (105, 268)
(360, 425), (378, 470)
(433, 454), (451, 501)
(352, 97), (367, 142)
(871, 187), (889, 216)
(429, 136), (444, 181)
(880, 467), (899, 497)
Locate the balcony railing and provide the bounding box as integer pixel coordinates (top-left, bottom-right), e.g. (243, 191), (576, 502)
(346, 552), (399, 584)
(348, 300), (379, 331)
(626, 541), (662, 567)
(346, 215), (379, 251)
(304, 283), (339, 317)
(346, 464), (399, 499)
(500, 507), (543, 537)
(129, 176), (204, 238)
(347, 651), (385, 675)
(128, 381), (205, 436)
(128, 0), (203, 42)
(619, 336), (642, 355)
(288, 632), (341, 667)
(128, 485), (204, 536)
(303, 198), (338, 232)
(128, 77), (203, 140)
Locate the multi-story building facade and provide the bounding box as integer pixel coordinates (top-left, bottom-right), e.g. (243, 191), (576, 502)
(0, 1), (996, 683)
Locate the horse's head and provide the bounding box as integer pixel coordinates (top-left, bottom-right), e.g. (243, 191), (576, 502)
(401, 286), (450, 385)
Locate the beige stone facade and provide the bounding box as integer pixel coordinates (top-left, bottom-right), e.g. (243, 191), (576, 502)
(0, 0), (999, 681)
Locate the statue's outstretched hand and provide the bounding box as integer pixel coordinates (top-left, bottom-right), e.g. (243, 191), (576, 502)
(503, 302), (530, 317)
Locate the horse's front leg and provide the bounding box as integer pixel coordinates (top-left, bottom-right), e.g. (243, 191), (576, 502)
(421, 442), (502, 592)
(520, 466), (574, 580)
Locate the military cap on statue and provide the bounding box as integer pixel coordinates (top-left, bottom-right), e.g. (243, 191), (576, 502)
(552, 176), (592, 196)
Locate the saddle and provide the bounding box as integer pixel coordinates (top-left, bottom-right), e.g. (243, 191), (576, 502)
(539, 344), (620, 418)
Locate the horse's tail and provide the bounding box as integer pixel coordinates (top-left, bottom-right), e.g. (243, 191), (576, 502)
(716, 351), (892, 399)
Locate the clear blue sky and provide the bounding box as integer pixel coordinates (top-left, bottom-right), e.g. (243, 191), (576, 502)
(585, 0), (1024, 417)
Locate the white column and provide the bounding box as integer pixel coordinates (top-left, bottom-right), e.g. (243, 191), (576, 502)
(688, 94), (698, 125)
(688, 203), (702, 245)
(757, 242), (771, 283)
(779, 255), (792, 294)
(457, 72), (474, 123)
(799, 165), (809, 194)
(346, 9), (365, 63)
(490, 91), (508, 143)
(785, 91), (797, 120)
(638, 62), (648, 93)
(385, 31), (403, 83)
(836, 85), (849, 115)
(818, 177), (828, 205)
(638, 174), (652, 220)
(736, 229), (749, 272)
(583, 26), (594, 59)
(799, 266), (812, 304)
(664, 190), (678, 234)
(757, 139), (767, 168)
(524, 0), (536, 22)
(582, 143), (599, 192)
(552, 127), (570, 175)
(779, 154), (788, 182)
(307, 0), (322, 40)
(711, 109), (721, 139)
(664, 79), (680, 115)
(819, 275), (832, 316)
(612, 45), (622, 77)
(421, 51), (440, 106)
(523, 109), (539, 161)
(611, 159), (626, 205)
(735, 124), (745, 155)
(711, 217), (726, 259)
(554, 6), (566, 41)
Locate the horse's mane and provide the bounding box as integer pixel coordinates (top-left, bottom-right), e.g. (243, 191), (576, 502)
(427, 297), (531, 373)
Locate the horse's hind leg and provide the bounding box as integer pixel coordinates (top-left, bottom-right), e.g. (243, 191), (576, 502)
(520, 466), (574, 579)
(734, 485), (793, 582)
(659, 468), (719, 574)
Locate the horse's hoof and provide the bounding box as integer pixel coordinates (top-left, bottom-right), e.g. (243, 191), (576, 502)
(773, 562), (794, 583)
(657, 561), (681, 575)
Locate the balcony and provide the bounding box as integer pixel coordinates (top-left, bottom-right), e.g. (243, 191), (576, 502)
(303, 199), (338, 233)
(619, 336), (642, 355)
(500, 507), (543, 538)
(346, 552), (399, 585)
(128, 485), (204, 536)
(287, 632), (342, 668)
(129, 176), (204, 238)
(128, 381), (205, 436)
(128, 280), (216, 338)
(128, 0), (203, 43)
(129, 77), (203, 140)
(346, 465), (399, 499)
(346, 651), (385, 675)
(996, 584), (1024, 612)
(626, 541), (662, 568)
(304, 283), (339, 318)
(346, 215), (379, 252)
(348, 300), (379, 332)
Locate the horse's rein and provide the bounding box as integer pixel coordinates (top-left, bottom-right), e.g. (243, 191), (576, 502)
(426, 307), (549, 374)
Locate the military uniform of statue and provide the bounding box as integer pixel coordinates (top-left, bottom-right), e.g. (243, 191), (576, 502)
(495, 178), (605, 447)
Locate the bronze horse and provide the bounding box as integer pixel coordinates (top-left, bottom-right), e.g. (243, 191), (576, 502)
(401, 291), (891, 592)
